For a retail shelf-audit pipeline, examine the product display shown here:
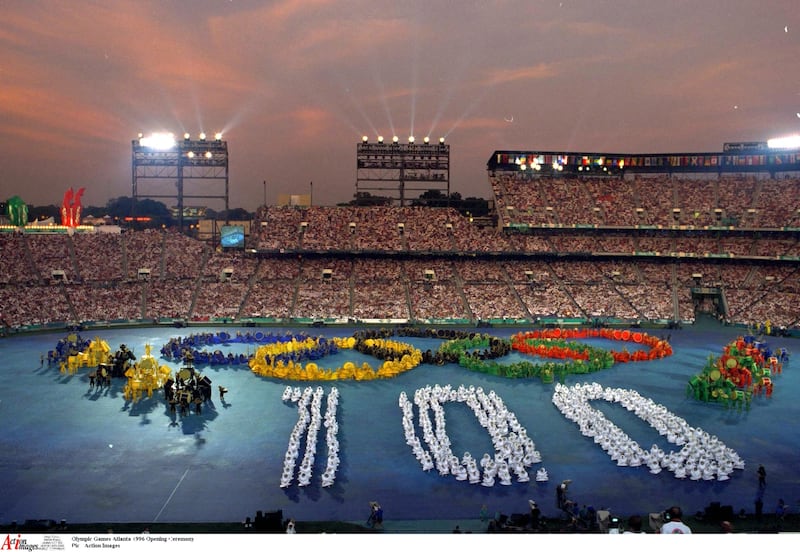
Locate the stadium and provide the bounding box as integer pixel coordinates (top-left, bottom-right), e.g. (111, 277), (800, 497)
(1, 135), (799, 535)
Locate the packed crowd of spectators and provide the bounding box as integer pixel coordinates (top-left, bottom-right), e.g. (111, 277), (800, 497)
(721, 264), (800, 329)
(68, 282), (144, 323)
(753, 178), (800, 228)
(716, 176), (758, 226)
(2, 242), (795, 327)
(238, 256), (300, 319)
(491, 172), (800, 230)
(162, 229), (209, 280)
(510, 266), (580, 319)
(254, 205), (528, 253)
(25, 233), (76, 282)
(241, 280), (296, 319)
(351, 259), (409, 320)
(0, 191), (798, 329)
(145, 279), (194, 320)
(291, 258), (353, 320)
(0, 282), (72, 327)
(124, 229), (164, 280)
(252, 204), (797, 262)
(461, 283), (529, 320)
(0, 233), (37, 284)
(72, 232), (124, 282)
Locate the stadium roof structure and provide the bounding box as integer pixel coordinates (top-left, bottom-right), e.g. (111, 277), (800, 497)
(488, 143), (800, 177)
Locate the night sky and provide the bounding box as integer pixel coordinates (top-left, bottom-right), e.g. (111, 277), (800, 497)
(1, 0), (798, 211)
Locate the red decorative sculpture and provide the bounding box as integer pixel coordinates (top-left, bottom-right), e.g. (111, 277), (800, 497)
(61, 187), (85, 227)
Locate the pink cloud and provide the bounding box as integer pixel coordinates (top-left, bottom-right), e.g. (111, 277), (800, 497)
(484, 63), (558, 86)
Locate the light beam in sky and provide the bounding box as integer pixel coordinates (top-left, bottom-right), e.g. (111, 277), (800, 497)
(311, 66), (380, 140)
(426, 53), (473, 141)
(408, 19), (421, 140)
(369, 58), (396, 139)
(442, 67), (500, 138)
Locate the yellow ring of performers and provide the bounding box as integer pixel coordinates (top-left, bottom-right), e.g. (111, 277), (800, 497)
(249, 338), (422, 381)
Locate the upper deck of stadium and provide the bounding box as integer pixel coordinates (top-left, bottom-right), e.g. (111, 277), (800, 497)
(486, 143), (800, 230)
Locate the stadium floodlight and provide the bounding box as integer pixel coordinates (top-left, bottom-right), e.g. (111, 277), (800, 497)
(184, 133), (190, 140)
(423, 136), (430, 144)
(408, 136), (415, 143)
(215, 132), (223, 141)
(139, 132), (176, 150)
(199, 132), (207, 140)
(439, 137), (445, 144)
(362, 135), (369, 143)
(392, 135), (399, 144)
(204, 151), (213, 159)
(187, 151), (195, 158)
(767, 134), (800, 149)
(377, 136), (384, 143)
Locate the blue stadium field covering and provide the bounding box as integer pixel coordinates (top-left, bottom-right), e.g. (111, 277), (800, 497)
(0, 323), (797, 526)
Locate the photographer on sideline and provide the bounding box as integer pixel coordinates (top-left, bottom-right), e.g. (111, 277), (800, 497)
(660, 506), (692, 534)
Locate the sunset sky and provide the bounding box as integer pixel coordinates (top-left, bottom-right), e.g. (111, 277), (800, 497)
(1, 0), (798, 211)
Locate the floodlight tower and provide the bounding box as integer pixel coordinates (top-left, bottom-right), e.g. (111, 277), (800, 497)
(355, 135), (450, 206)
(132, 131), (229, 231)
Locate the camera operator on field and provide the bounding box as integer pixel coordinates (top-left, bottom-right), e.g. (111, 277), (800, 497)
(660, 506), (692, 534)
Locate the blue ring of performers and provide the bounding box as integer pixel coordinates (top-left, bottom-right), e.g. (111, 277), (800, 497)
(159, 331), (340, 366)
